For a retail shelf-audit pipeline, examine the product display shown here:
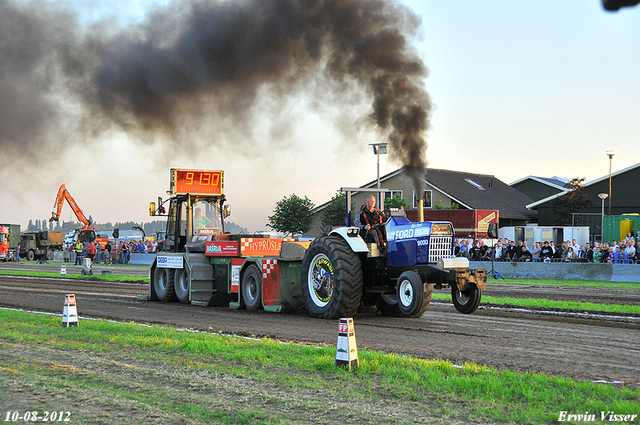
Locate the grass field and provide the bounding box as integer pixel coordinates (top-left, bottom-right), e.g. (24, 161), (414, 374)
(0, 269), (147, 283)
(1, 309), (638, 425)
(488, 277), (640, 291)
(431, 293), (640, 315)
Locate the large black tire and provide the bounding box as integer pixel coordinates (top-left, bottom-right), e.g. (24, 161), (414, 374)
(396, 271), (432, 318)
(174, 268), (190, 304)
(242, 265), (262, 311)
(26, 250), (35, 262)
(375, 293), (403, 317)
(452, 283), (482, 314)
(154, 268), (177, 302)
(301, 235), (363, 319)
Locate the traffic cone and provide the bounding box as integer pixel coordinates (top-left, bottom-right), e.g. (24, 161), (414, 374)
(335, 318), (358, 369)
(62, 294), (78, 327)
(60, 263), (67, 276)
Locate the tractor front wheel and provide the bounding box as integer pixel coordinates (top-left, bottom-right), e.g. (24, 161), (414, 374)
(375, 293), (403, 317)
(301, 235), (363, 319)
(396, 271), (432, 318)
(452, 283), (482, 314)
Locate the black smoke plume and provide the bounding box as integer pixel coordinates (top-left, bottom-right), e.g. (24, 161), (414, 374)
(1, 0), (431, 184)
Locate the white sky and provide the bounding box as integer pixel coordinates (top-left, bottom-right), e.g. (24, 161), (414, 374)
(3, 0), (639, 232)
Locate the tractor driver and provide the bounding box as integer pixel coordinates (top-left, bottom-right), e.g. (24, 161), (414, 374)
(194, 208), (211, 228)
(358, 195), (386, 251)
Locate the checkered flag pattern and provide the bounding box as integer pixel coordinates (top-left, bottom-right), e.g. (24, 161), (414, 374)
(241, 239), (255, 251)
(262, 259), (278, 279)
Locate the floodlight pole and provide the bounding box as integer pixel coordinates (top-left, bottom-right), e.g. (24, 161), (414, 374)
(606, 150), (617, 216)
(369, 143), (388, 209)
(598, 193), (608, 242)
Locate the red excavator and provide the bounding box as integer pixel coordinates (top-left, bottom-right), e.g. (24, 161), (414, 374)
(50, 184), (110, 249)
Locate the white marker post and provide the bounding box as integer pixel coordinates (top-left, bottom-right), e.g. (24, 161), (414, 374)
(62, 294), (78, 327)
(335, 318), (359, 370)
(82, 257), (92, 276)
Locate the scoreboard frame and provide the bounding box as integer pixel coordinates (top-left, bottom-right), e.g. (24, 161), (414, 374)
(170, 169), (224, 196)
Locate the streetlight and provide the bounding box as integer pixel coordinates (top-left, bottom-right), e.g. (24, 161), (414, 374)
(598, 193), (608, 242)
(605, 150), (617, 215)
(369, 143), (388, 208)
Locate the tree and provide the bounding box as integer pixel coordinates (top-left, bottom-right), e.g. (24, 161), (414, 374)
(321, 192), (349, 229)
(267, 194), (315, 237)
(384, 196), (408, 209)
(225, 221), (248, 234)
(434, 200), (459, 210)
(552, 178), (594, 225)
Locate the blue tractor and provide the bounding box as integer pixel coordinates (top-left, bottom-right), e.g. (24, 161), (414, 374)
(300, 190), (487, 319)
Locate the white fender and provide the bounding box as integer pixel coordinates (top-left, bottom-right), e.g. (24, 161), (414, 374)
(329, 227), (369, 253)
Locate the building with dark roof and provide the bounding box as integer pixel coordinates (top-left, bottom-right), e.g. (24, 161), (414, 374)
(307, 167), (538, 237)
(525, 162), (640, 234)
(510, 176), (569, 202)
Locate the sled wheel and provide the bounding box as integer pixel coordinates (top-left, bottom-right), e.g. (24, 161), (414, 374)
(154, 268), (177, 302)
(242, 264), (262, 311)
(174, 267), (191, 304)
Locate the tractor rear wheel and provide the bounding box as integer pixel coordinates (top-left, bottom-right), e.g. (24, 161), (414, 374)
(242, 264), (262, 311)
(396, 271), (432, 318)
(154, 268), (177, 302)
(301, 235), (363, 319)
(174, 268), (190, 304)
(452, 283), (482, 314)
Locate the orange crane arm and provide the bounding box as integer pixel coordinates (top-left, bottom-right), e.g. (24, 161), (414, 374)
(50, 184), (92, 229)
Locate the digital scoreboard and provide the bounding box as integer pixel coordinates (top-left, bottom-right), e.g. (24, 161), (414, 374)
(170, 169), (224, 196)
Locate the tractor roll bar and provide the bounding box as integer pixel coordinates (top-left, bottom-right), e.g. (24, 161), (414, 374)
(340, 187), (391, 227)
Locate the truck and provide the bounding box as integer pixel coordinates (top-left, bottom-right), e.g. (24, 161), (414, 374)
(147, 169), (487, 319)
(0, 224), (21, 261)
(49, 184), (111, 249)
(19, 231), (64, 261)
(405, 209), (499, 242)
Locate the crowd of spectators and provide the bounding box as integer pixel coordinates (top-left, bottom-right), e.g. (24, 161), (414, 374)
(74, 239), (165, 265)
(455, 234), (640, 264)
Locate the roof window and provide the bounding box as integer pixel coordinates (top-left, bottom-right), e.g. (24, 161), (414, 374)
(465, 179), (485, 190)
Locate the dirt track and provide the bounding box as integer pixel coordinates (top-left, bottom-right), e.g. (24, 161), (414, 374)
(1, 263), (639, 386)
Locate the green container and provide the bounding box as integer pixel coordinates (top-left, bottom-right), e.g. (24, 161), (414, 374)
(603, 215), (639, 244)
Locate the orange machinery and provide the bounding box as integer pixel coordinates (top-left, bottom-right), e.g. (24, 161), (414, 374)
(50, 184), (110, 248)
